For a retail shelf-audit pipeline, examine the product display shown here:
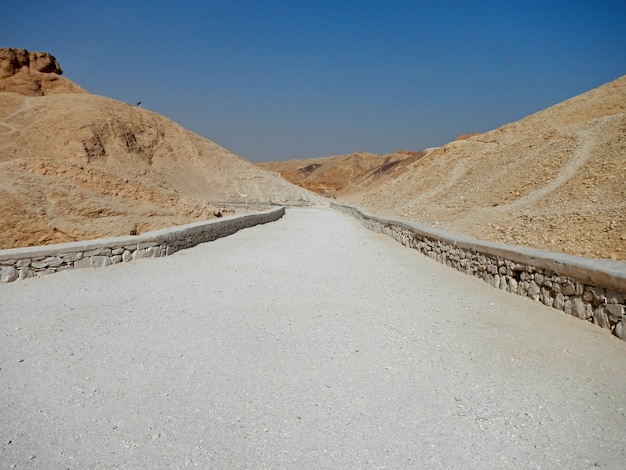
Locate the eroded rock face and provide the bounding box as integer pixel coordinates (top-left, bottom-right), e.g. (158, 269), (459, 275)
(0, 48), (63, 78)
(0, 47), (86, 95)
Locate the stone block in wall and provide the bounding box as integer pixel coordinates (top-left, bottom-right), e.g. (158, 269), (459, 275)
(528, 281), (540, 296)
(562, 283), (576, 296)
(111, 255), (122, 264)
(0, 265), (18, 282)
(615, 321), (626, 341)
(541, 287), (553, 307)
(32, 256), (63, 269)
(122, 250), (133, 263)
(564, 297), (588, 319)
(62, 252), (83, 263)
(518, 281), (528, 296)
(16, 259), (31, 268)
(112, 248), (124, 256)
(91, 256), (111, 268)
(605, 304), (624, 319)
(606, 304), (625, 317)
(133, 249), (147, 260)
(18, 267), (35, 280)
(74, 258), (92, 269)
(30, 259), (45, 269)
(593, 307), (610, 329)
(553, 293), (565, 310)
(563, 299), (574, 317)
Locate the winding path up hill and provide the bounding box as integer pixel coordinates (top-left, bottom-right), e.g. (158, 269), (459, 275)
(0, 48), (321, 249)
(262, 76), (626, 260)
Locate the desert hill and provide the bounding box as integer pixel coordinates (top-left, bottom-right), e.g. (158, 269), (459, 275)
(262, 76), (626, 260)
(0, 48), (322, 249)
(258, 150), (425, 197)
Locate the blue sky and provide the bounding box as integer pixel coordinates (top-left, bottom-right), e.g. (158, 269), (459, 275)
(3, 1), (625, 162)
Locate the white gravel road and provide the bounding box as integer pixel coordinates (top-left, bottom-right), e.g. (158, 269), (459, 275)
(1, 208), (625, 469)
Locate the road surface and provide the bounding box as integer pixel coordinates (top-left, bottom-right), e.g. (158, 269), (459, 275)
(1, 208), (625, 469)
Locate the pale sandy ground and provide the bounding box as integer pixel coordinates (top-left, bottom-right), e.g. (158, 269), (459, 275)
(1, 209), (625, 469)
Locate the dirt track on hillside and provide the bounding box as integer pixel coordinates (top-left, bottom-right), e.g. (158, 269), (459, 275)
(262, 76), (626, 261)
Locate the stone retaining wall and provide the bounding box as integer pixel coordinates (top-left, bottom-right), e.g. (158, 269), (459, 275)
(332, 203), (626, 342)
(0, 207), (285, 283)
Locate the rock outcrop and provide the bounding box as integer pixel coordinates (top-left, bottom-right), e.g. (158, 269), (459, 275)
(0, 47), (87, 95)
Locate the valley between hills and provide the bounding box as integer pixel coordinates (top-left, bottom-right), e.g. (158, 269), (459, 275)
(1, 48), (624, 260)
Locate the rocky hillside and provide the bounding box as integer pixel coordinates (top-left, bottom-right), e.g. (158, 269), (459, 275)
(265, 76), (626, 261)
(0, 48), (87, 96)
(259, 150), (425, 197)
(0, 48), (322, 249)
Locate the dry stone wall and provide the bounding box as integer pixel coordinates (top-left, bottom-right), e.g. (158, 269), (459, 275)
(0, 207), (285, 283)
(332, 203), (626, 342)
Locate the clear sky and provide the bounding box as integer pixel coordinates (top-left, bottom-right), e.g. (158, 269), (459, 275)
(3, 1), (626, 162)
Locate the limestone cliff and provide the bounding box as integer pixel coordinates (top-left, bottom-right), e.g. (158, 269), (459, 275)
(0, 47), (88, 96)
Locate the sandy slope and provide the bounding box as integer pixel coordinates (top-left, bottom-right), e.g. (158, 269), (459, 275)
(258, 150), (423, 196)
(264, 76), (626, 261)
(0, 51), (322, 249)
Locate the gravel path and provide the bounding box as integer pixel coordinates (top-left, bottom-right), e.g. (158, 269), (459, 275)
(1, 208), (625, 469)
